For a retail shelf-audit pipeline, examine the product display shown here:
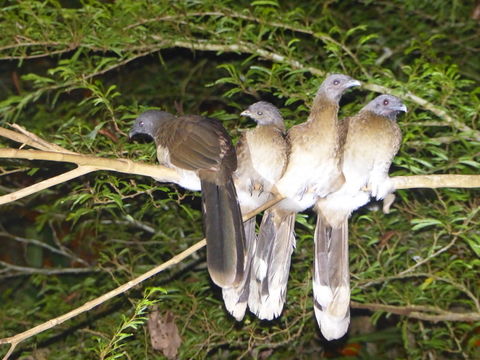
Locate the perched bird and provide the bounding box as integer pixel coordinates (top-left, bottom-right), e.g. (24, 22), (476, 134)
(314, 94), (406, 340)
(251, 74), (361, 320)
(223, 101), (288, 321)
(129, 110), (246, 288)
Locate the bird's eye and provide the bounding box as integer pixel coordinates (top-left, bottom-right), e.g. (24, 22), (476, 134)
(383, 99), (389, 106)
(257, 111), (263, 116)
(333, 79), (340, 85)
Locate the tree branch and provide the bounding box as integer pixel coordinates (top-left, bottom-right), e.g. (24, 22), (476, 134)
(8, 124), (73, 153)
(3, 36), (475, 139)
(0, 239), (207, 359)
(0, 230), (85, 263)
(0, 261), (97, 277)
(0, 148), (180, 204)
(0, 145), (479, 206)
(392, 174), (480, 189)
(157, 39), (479, 140)
(0, 166), (97, 205)
(351, 301), (480, 322)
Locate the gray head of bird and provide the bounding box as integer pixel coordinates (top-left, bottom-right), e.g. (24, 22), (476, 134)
(129, 110), (176, 141)
(317, 73), (361, 102)
(363, 95), (408, 120)
(240, 101), (285, 131)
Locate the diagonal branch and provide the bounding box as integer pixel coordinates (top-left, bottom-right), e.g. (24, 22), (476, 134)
(0, 166), (96, 205)
(0, 239), (207, 359)
(0, 192), (282, 358)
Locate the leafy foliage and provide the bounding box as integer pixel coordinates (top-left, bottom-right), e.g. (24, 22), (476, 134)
(0, 0), (479, 359)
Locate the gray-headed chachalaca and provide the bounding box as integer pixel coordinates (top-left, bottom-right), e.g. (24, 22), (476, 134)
(314, 94), (406, 340)
(129, 110), (246, 288)
(223, 101), (288, 321)
(251, 74), (361, 320)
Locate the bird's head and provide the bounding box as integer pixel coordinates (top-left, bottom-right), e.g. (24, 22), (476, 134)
(129, 110), (175, 142)
(240, 101), (285, 130)
(363, 95), (407, 120)
(318, 74), (361, 102)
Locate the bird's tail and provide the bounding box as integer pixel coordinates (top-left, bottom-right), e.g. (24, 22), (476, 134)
(201, 178), (246, 288)
(313, 215), (350, 341)
(248, 209), (296, 320)
(222, 217), (256, 321)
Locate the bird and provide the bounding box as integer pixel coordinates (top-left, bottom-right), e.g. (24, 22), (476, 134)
(222, 101), (288, 321)
(129, 110), (246, 288)
(249, 74), (361, 320)
(314, 94), (406, 340)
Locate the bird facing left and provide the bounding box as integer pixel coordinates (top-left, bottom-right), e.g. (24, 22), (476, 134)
(129, 110), (247, 288)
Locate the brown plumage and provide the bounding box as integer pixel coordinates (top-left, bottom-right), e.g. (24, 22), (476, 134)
(314, 94), (406, 340)
(252, 74), (361, 320)
(223, 101), (288, 321)
(129, 111), (246, 288)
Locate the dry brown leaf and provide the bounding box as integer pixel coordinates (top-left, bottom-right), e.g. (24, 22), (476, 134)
(147, 308), (182, 359)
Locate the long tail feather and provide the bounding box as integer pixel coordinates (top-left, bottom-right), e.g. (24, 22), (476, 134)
(313, 216), (350, 340)
(222, 217), (256, 320)
(249, 209), (295, 320)
(201, 178), (246, 288)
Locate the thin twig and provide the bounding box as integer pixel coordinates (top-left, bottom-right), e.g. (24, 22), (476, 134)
(0, 127), (54, 152)
(0, 230), (83, 262)
(0, 261), (97, 276)
(351, 301), (480, 322)
(9, 124), (73, 153)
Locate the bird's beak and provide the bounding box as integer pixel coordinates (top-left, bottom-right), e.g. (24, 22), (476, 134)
(240, 110), (251, 117)
(128, 129), (136, 140)
(128, 127), (143, 141)
(347, 79), (362, 88)
(394, 104), (408, 113)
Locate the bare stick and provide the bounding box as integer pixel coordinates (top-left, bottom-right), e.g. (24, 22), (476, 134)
(0, 148), (179, 183)
(351, 301), (480, 322)
(0, 230), (84, 262)
(0, 261), (97, 276)
(243, 195), (284, 219)
(0, 166), (96, 205)
(9, 124), (73, 153)
(0, 239), (207, 359)
(392, 174), (480, 189)
(1, 147), (480, 206)
(0, 196), (270, 356)
(2, 147), (480, 193)
(0, 127), (54, 151)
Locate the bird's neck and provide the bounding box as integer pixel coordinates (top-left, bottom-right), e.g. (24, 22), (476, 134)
(258, 123), (286, 134)
(307, 95), (339, 130)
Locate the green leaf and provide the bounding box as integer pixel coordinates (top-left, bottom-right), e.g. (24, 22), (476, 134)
(411, 218), (444, 231)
